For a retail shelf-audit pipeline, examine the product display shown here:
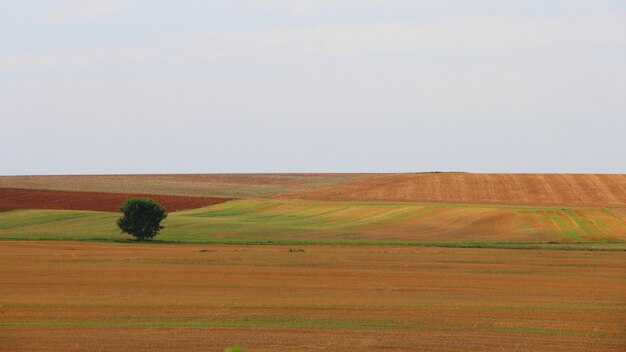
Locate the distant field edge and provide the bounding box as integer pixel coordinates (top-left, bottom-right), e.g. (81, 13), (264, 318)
(1, 239), (623, 251)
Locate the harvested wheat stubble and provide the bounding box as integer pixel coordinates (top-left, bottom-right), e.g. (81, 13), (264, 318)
(289, 173), (626, 207)
(0, 241), (624, 351)
(3, 327), (624, 352)
(0, 188), (230, 212)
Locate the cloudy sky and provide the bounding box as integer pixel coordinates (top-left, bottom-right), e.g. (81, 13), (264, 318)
(1, 0), (625, 175)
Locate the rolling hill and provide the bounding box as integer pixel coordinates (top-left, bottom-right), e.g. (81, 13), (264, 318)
(287, 173), (626, 207)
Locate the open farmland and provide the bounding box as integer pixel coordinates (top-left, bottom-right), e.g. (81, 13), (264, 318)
(0, 174), (373, 198)
(1, 173), (625, 351)
(2, 173), (626, 206)
(0, 241), (624, 351)
(1, 199), (626, 247)
(289, 173), (626, 207)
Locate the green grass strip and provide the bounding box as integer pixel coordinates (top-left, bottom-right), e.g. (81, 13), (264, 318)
(0, 321), (608, 338)
(0, 237), (623, 251)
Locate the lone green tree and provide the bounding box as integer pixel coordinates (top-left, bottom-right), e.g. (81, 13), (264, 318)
(117, 198), (167, 241)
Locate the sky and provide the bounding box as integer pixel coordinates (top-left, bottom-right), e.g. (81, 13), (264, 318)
(1, 0), (625, 175)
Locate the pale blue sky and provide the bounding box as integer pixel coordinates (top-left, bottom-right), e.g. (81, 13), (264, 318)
(1, 0), (625, 175)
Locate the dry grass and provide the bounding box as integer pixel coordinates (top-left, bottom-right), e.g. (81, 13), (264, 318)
(289, 173), (626, 206)
(0, 241), (624, 351)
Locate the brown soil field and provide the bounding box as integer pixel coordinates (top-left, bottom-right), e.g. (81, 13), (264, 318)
(0, 188), (230, 212)
(0, 174), (373, 198)
(289, 173), (626, 206)
(1, 241), (624, 351)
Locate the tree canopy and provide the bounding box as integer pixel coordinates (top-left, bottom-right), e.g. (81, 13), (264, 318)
(117, 198), (167, 240)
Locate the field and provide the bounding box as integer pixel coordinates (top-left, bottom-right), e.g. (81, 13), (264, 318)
(290, 173), (626, 206)
(0, 174), (373, 198)
(1, 199), (626, 248)
(1, 173), (625, 351)
(1, 241), (625, 351)
(0, 188), (230, 212)
(3, 173), (624, 206)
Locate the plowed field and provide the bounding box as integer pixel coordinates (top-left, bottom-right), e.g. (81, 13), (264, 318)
(1, 241), (624, 351)
(289, 173), (626, 206)
(0, 188), (230, 212)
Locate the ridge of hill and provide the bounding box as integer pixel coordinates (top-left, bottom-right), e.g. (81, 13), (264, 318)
(2, 173), (624, 207)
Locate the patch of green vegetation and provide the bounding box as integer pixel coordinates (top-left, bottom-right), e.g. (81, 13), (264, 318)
(0, 210), (98, 230)
(224, 346), (244, 352)
(603, 208), (626, 227)
(0, 320), (609, 338)
(480, 326), (606, 338)
(567, 210), (602, 239)
(1, 199), (625, 250)
(1, 236), (624, 251)
(546, 211), (586, 242)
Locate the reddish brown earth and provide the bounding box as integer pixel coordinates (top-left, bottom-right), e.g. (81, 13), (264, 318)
(289, 173), (626, 206)
(0, 241), (624, 351)
(0, 188), (230, 212)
